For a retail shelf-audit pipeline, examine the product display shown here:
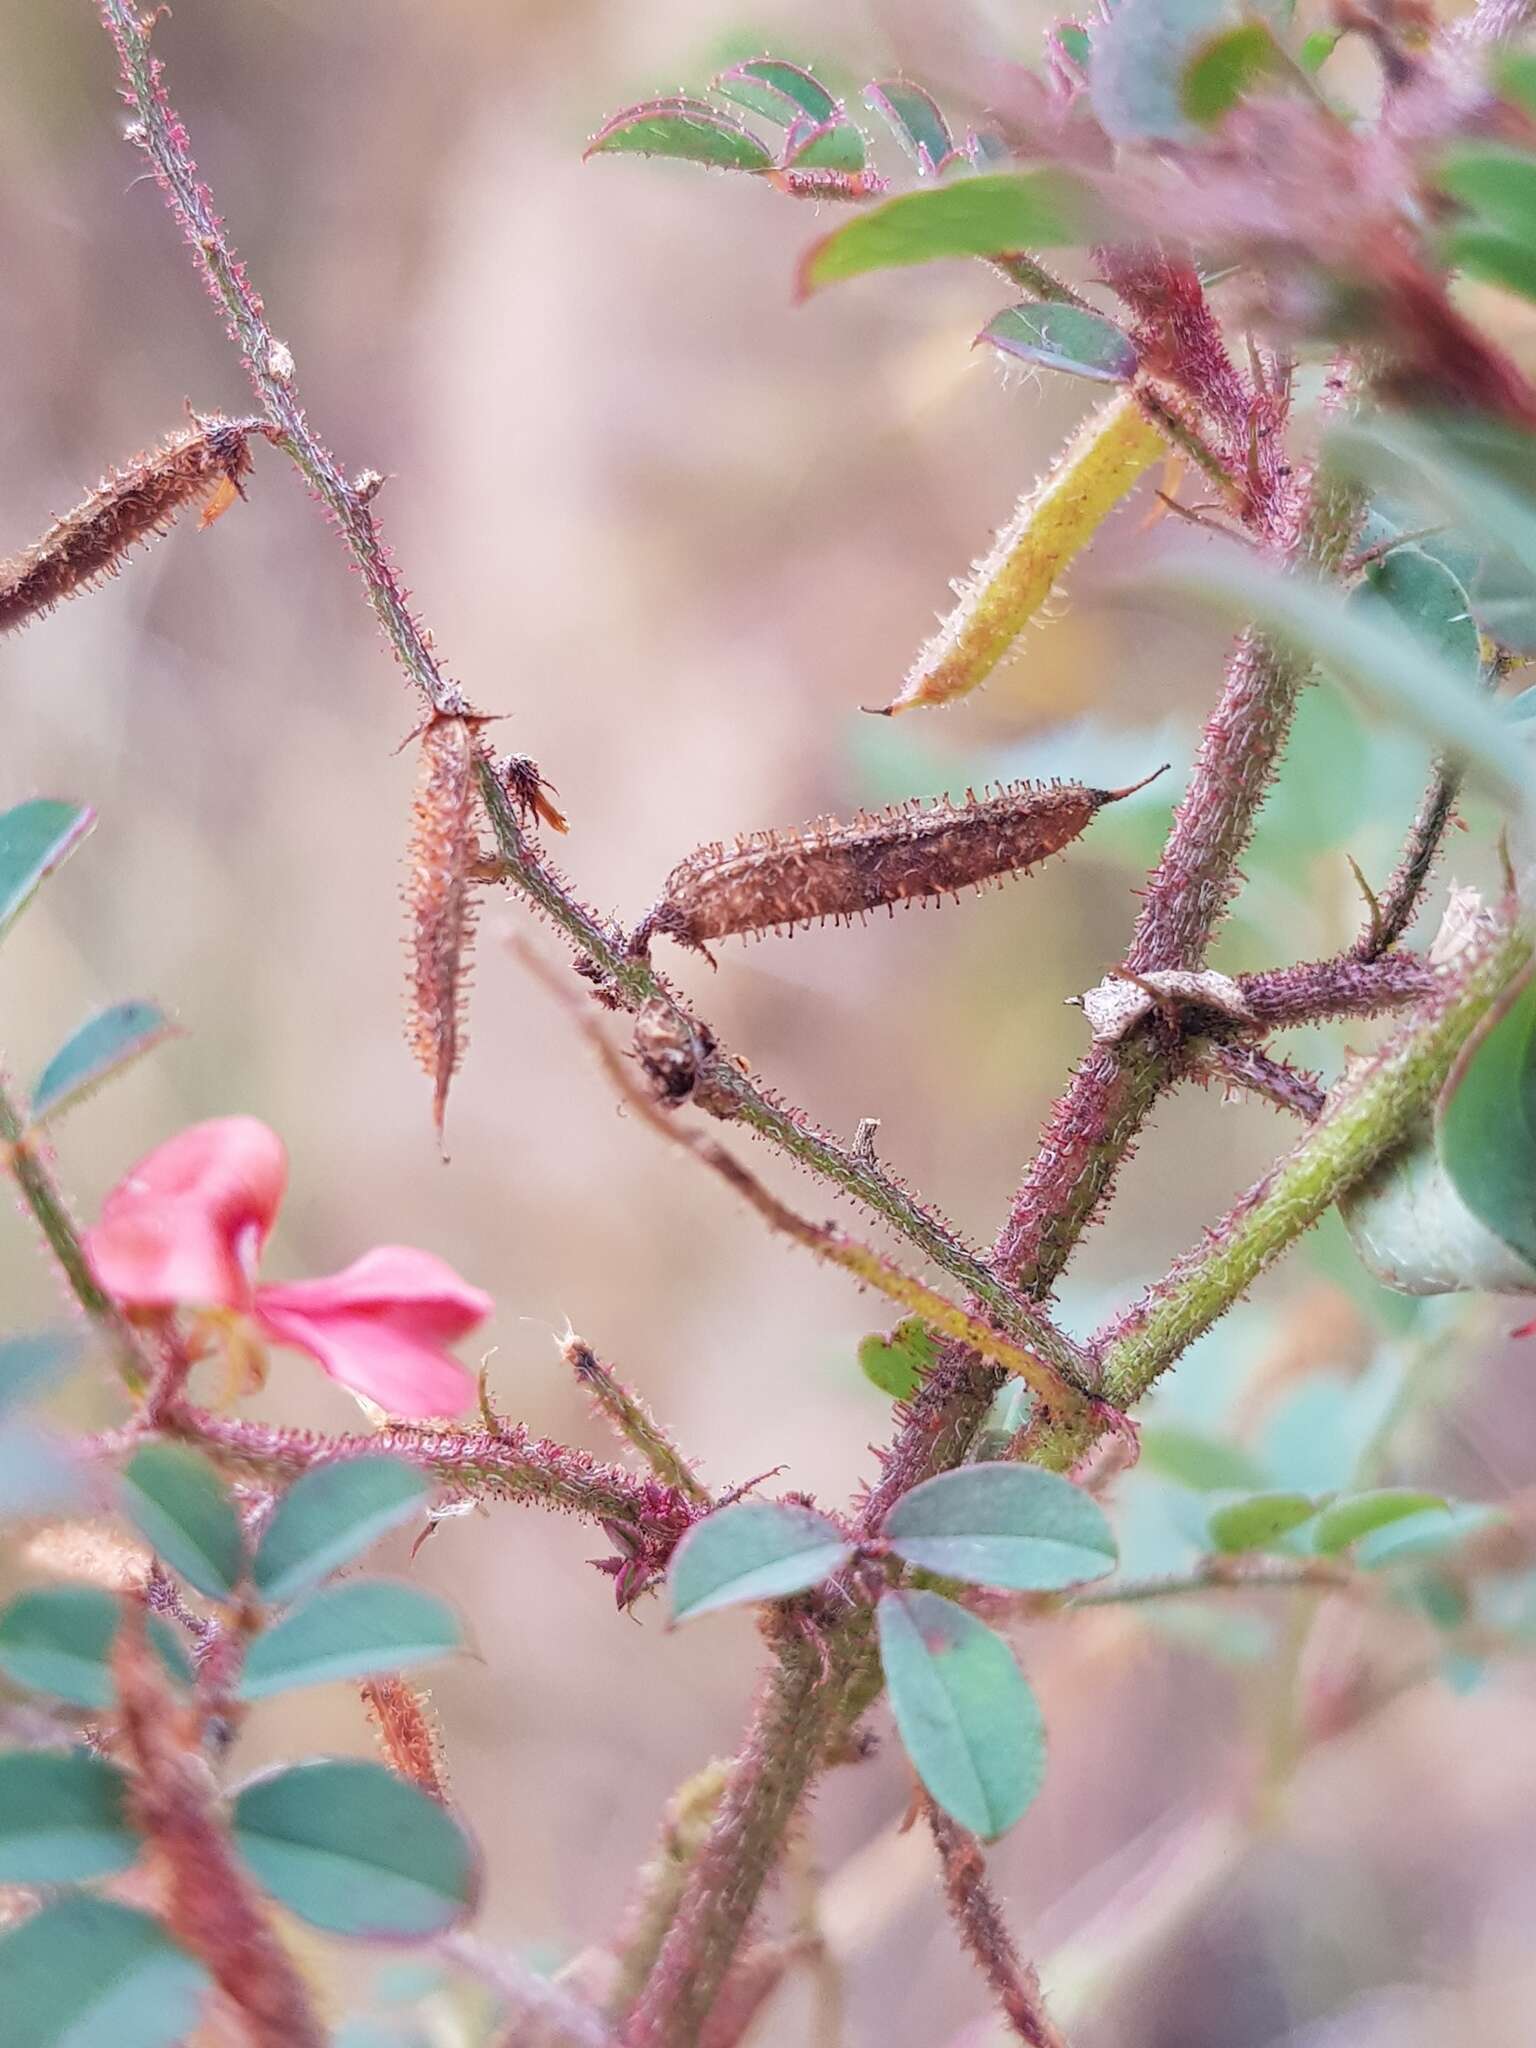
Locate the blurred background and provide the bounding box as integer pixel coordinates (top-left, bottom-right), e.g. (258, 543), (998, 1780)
(3, 2), (1536, 2042)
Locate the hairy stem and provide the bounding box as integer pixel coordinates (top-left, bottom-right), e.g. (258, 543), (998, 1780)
(927, 1807), (1067, 2047)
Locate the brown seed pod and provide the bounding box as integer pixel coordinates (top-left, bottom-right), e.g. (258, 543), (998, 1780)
(632, 769), (1168, 958)
(404, 713), (479, 1142)
(633, 997), (717, 1104)
(0, 415), (271, 636)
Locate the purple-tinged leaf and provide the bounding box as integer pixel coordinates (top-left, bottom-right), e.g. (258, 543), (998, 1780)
(782, 112), (867, 175)
(585, 98), (774, 173)
(864, 79), (955, 175)
(980, 301), (1138, 383)
(30, 1000), (179, 1127)
(714, 58), (838, 126)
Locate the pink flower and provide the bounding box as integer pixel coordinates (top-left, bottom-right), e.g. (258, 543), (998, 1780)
(87, 1117), (490, 1418)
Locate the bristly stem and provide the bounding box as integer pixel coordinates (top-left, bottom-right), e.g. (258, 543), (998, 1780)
(927, 1806), (1067, 2048)
(1351, 761), (1460, 960)
(562, 1333), (711, 1506)
(1238, 950), (1438, 1028)
(1190, 1041), (1325, 1122)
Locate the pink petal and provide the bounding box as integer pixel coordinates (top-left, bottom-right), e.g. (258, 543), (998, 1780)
(253, 1246), (491, 1418)
(86, 1117), (288, 1311)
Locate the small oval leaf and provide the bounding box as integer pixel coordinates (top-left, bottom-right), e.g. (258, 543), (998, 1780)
(120, 1444), (244, 1600)
(781, 114), (866, 175)
(668, 1501), (853, 1622)
(797, 170), (1098, 297)
(29, 1002), (178, 1127)
(979, 301), (1138, 384)
(1093, 0), (1233, 140)
(0, 1588), (191, 1707)
(0, 801), (94, 946)
(585, 98), (774, 173)
(864, 79), (955, 173)
(237, 1579), (463, 1700)
(1356, 1501), (1501, 1568)
(858, 1318), (938, 1400)
(884, 1463), (1117, 1589)
(1138, 1422), (1271, 1493)
(714, 58), (838, 125)
(876, 1588), (1045, 1839)
(1437, 965), (1536, 1268)
(0, 1896), (210, 2048)
(1205, 1490), (1319, 1553)
(254, 1457), (431, 1607)
(0, 1422), (85, 1520)
(1180, 22), (1281, 126)
(1311, 1490), (1448, 1555)
(233, 1760), (478, 1938)
(0, 1749), (138, 1884)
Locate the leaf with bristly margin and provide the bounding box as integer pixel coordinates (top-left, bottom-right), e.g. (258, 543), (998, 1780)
(797, 170), (1101, 297)
(884, 1464), (1117, 1590)
(864, 79), (955, 172)
(1181, 22), (1283, 124)
(858, 1317), (938, 1400)
(237, 1579), (464, 1700)
(0, 1331), (79, 1418)
(233, 1760), (478, 1938)
(1311, 1490), (1448, 1555)
(1139, 1422), (1270, 1493)
(713, 57), (837, 125)
(781, 114), (866, 174)
(0, 1749), (137, 1884)
(668, 1500), (853, 1622)
(120, 1444), (245, 1601)
(584, 98), (774, 173)
(0, 800), (94, 946)
(28, 1002), (178, 1127)
(1356, 1501), (1500, 1568)
(1204, 1490), (1319, 1552)
(876, 1588), (1045, 1839)
(254, 1457), (432, 1607)
(1093, 0), (1235, 139)
(1131, 540), (1533, 810)
(0, 1588), (192, 1707)
(1053, 21), (1096, 71)
(979, 302), (1139, 384)
(0, 1895), (211, 2048)
(1436, 964), (1536, 1267)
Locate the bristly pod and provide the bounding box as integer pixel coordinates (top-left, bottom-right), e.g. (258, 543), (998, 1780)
(0, 414), (274, 636)
(876, 391), (1165, 715)
(631, 769), (1168, 958)
(405, 713), (480, 1145)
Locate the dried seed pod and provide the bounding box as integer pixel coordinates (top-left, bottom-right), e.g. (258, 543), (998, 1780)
(633, 997), (716, 1104)
(633, 769), (1167, 957)
(404, 713), (479, 1141)
(0, 415), (270, 636)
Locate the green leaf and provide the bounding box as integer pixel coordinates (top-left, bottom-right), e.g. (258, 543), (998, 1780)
(233, 1760), (478, 1938)
(1356, 1501), (1500, 1568)
(714, 58), (837, 125)
(29, 1003), (177, 1127)
(876, 1589), (1045, 1839)
(0, 1749), (137, 1884)
(584, 98), (774, 173)
(1438, 142), (1536, 243)
(1437, 965), (1536, 1266)
(0, 1331), (79, 1418)
(1355, 543), (1480, 681)
(1311, 1489), (1448, 1555)
(1204, 1490), (1319, 1553)
(0, 1587), (190, 1707)
(1133, 542), (1533, 810)
(237, 1579), (464, 1700)
(0, 1423), (85, 1521)
(858, 1317), (938, 1400)
(1342, 1127), (1536, 1298)
(1300, 27), (1343, 69)
(1496, 48), (1536, 116)
(884, 1463), (1117, 1589)
(864, 79), (955, 172)
(668, 1501), (852, 1622)
(1447, 226), (1536, 305)
(120, 1444), (244, 1601)
(1181, 23), (1280, 124)
(0, 801), (94, 946)
(1139, 1422), (1270, 1493)
(0, 1896), (210, 2048)
(796, 170), (1099, 297)
(782, 115), (866, 175)
(254, 1457), (431, 1606)
(978, 301), (1139, 384)
(1093, 0), (1234, 140)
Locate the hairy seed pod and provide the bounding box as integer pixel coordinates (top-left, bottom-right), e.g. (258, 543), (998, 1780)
(0, 415), (270, 636)
(877, 392), (1165, 715)
(404, 713), (479, 1142)
(633, 769), (1167, 957)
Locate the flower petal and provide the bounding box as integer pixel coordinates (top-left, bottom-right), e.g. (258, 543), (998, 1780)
(86, 1116), (287, 1311)
(253, 1246), (490, 1418)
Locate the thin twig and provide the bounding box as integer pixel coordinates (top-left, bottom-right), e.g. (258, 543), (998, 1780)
(1351, 763), (1461, 961)
(1189, 1041), (1325, 1122)
(1237, 949), (1437, 1028)
(562, 1333), (711, 1506)
(926, 1805), (1067, 2048)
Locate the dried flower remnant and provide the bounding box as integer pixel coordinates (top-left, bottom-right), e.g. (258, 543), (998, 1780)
(406, 714), (480, 1141)
(0, 415), (271, 635)
(632, 770), (1168, 957)
(878, 391), (1166, 715)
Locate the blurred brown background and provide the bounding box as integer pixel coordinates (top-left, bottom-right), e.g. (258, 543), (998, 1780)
(3, 2), (1536, 2042)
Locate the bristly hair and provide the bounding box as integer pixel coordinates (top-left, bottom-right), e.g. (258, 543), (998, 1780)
(404, 712), (480, 1143)
(631, 770), (1167, 957)
(0, 414), (275, 635)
